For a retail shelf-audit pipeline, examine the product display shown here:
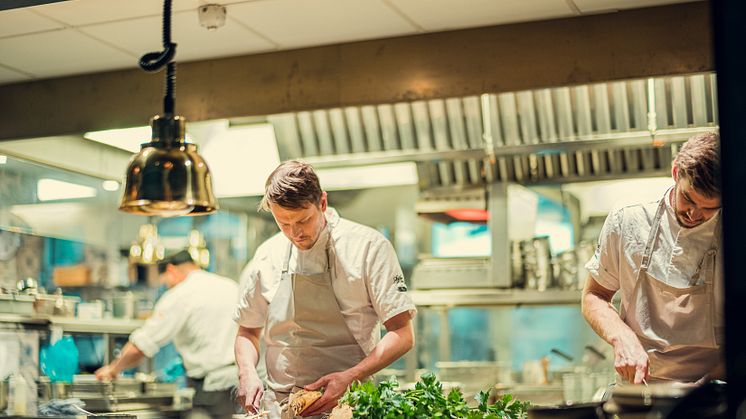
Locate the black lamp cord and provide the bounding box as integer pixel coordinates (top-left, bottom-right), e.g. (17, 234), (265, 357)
(138, 0), (176, 115)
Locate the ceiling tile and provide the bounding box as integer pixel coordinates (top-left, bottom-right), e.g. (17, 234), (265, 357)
(572, 0), (696, 13)
(0, 8), (64, 38)
(80, 10), (275, 63)
(0, 29), (136, 78)
(0, 65), (32, 85)
(33, 0), (199, 26)
(388, 0), (575, 31)
(229, 0), (419, 49)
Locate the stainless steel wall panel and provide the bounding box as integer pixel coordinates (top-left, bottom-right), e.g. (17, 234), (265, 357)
(297, 111), (319, 157)
(445, 98), (469, 150)
(312, 110), (335, 155)
(574, 86), (593, 137)
(377, 104), (400, 151)
(498, 93), (522, 146)
(429, 100), (452, 151)
(517, 91), (540, 145)
(394, 103), (417, 150)
(592, 84), (612, 134)
(669, 76), (688, 128)
(328, 108), (351, 155)
(611, 81), (631, 131)
(462, 96), (484, 149)
(689, 74), (708, 127)
(554, 87), (575, 139)
(360, 105), (383, 152)
(485, 94), (505, 147)
(629, 79), (648, 130)
(536, 89), (558, 143)
(344, 107), (367, 154)
(411, 101), (434, 151)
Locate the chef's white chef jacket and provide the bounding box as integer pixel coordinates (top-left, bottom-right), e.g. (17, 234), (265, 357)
(130, 270), (239, 378)
(234, 208), (417, 354)
(585, 190), (724, 342)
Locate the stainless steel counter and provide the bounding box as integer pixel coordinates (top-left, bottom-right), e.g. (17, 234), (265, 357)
(0, 313), (144, 334)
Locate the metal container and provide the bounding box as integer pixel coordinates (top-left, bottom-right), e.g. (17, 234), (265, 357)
(111, 292), (135, 319)
(575, 242), (595, 291)
(522, 237), (553, 291)
(510, 240), (526, 288)
(556, 250), (579, 290)
(0, 294), (35, 315)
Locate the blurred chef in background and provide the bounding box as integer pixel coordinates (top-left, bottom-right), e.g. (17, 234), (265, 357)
(95, 250), (240, 418)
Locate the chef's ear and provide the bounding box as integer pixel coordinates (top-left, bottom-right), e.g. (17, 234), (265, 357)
(319, 191), (328, 212)
(672, 163), (679, 182)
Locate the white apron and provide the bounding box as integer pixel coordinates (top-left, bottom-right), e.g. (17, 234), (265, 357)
(621, 196), (721, 383)
(263, 221), (367, 418)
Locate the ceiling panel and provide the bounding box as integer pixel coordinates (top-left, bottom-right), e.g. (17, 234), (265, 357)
(229, 0), (419, 49)
(0, 65), (31, 84)
(388, 0), (574, 31)
(80, 10), (276, 64)
(0, 8), (63, 37)
(33, 0), (199, 26)
(573, 0), (696, 13)
(0, 29), (135, 77)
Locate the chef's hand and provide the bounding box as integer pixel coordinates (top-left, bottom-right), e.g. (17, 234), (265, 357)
(95, 365), (118, 382)
(237, 371), (264, 414)
(612, 335), (650, 384)
(302, 370), (356, 416)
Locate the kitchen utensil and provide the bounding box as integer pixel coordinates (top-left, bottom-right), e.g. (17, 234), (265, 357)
(522, 237), (553, 291)
(528, 401), (603, 419)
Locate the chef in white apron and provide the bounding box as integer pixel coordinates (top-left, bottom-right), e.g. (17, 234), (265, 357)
(582, 132), (724, 385)
(233, 161), (417, 417)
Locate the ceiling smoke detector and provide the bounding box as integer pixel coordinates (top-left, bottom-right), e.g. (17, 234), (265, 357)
(198, 4), (227, 31)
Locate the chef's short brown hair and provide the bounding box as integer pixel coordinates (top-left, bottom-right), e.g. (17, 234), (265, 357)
(260, 160), (323, 211)
(674, 131), (721, 198)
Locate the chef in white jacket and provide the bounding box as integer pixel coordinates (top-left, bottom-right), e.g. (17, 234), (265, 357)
(234, 160), (416, 417)
(96, 250), (240, 418)
(582, 132), (724, 385)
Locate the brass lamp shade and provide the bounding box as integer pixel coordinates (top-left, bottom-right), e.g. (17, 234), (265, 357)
(119, 115), (218, 217)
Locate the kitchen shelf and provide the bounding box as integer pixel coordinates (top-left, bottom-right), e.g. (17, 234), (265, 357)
(409, 288), (582, 307)
(0, 313), (144, 334)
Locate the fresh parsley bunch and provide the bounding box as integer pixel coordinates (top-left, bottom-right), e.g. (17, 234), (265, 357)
(338, 372), (529, 419)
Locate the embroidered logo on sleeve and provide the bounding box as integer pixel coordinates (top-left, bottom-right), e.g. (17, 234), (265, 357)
(393, 274), (407, 292)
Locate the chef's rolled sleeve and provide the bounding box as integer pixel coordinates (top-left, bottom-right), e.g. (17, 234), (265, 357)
(365, 239), (417, 324)
(130, 296), (188, 358)
(585, 208), (623, 292)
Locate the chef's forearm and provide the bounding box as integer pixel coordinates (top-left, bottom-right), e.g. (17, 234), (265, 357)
(111, 342), (146, 373)
(347, 317), (414, 382)
(235, 326), (262, 378)
(582, 276), (638, 347)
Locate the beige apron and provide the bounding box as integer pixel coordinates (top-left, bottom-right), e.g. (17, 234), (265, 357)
(263, 221), (366, 418)
(621, 196), (720, 383)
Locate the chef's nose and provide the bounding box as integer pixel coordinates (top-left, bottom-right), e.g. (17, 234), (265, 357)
(688, 208), (703, 221)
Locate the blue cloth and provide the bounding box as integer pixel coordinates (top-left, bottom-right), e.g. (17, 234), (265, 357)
(40, 336), (79, 383)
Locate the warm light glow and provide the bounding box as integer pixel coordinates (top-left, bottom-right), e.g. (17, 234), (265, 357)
(0, 155), (7, 165)
(37, 179), (96, 201)
(102, 180), (120, 191)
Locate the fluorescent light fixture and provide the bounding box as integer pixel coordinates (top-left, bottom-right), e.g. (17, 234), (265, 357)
(0, 155), (6, 164)
(37, 179), (97, 201)
(317, 162), (418, 190)
(84, 126), (193, 153)
(201, 124), (281, 198)
(102, 180), (120, 191)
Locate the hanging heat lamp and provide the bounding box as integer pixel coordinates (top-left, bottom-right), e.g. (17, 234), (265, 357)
(119, 0), (217, 217)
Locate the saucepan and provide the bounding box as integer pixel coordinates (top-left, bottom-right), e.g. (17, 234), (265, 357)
(528, 401), (605, 419)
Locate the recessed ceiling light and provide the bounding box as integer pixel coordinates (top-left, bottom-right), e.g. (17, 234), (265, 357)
(37, 179), (96, 202)
(0, 155), (6, 165)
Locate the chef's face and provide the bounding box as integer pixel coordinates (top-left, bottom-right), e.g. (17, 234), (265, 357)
(270, 193), (328, 250)
(671, 167), (721, 228)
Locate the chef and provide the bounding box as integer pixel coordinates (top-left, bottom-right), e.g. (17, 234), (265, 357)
(95, 250), (240, 418)
(582, 132), (724, 384)
(234, 160), (416, 417)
